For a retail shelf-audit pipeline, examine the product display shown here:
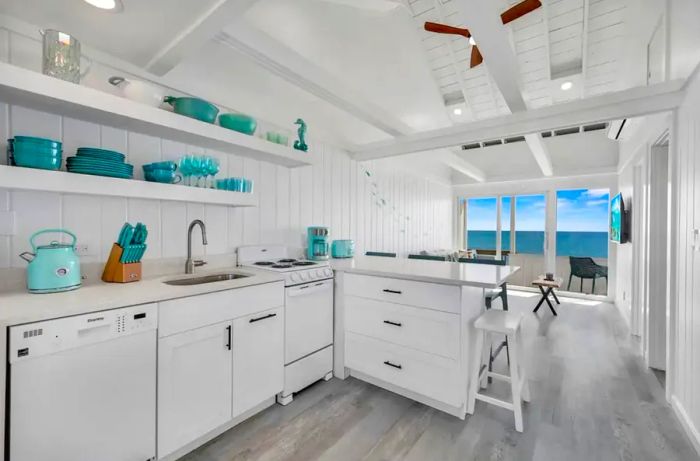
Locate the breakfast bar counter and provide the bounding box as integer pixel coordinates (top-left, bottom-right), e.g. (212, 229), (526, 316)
(331, 256), (519, 419)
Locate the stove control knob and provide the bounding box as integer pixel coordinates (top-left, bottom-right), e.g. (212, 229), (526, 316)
(325, 268), (333, 277)
(289, 273), (299, 283)
(299, 272), (308, 281)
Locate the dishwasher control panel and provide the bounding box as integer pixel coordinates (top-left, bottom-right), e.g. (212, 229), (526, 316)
(9, 303), (157, 363)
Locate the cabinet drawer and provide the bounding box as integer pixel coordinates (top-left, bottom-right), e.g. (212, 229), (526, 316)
(343, 273), (460, 313)
(345, 333), (463, 407)
(345, 296), (460, 359)
(159, 281), (284, 337)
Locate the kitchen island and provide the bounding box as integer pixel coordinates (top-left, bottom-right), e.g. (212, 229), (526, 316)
(332, 256), (519, 419)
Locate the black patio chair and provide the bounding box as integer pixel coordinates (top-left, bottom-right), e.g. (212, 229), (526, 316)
(568, 256), (608, 294)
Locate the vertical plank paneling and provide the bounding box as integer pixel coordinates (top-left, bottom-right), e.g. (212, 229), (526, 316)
(276, 166), (290, 245)
(259, 162), (277, 244)
(312, 148), (324, 226)
(242, 158), (260, 245)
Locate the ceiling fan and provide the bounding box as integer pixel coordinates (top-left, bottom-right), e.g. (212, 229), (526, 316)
(424, 0), (542, 68)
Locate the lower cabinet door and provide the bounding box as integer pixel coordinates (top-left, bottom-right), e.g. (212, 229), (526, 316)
(232, 307), (284, 417)
(158, 320), (233, 458)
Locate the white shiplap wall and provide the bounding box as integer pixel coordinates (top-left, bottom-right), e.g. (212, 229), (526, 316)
(0, 24), (452, 270)
(670, 65), (700, 453)
(0, 103), (453, 269)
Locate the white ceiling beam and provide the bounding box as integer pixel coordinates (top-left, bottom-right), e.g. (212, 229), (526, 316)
(215, 23), (414, 137)
(454, 0), (527, 113)
(146, 0), (261, 76)
(217, 22), (487, 181)
(524, 133), (553, 176)
(438, 149), (486, 182)
(351, 79), (685, 160)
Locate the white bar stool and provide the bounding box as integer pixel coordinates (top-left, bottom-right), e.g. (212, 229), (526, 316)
(467, 309), (530, 432)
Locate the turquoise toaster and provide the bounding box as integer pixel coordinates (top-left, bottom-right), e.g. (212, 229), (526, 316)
(331, 240), (354, 258)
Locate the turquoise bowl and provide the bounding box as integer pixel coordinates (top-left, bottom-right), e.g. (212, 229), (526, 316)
(13, 143), (62, 156)
(13, 150), (62, 170)
(219, 113), (257, 135)
(143, 161), (177, 172)
(164, 96), (219, 124)
(13, 136), (62, 149)
(144, 168), (181, 184)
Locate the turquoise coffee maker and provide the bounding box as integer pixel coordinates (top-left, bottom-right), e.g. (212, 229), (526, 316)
(306, 226), (330, 261)
(19, 228), (82, 293)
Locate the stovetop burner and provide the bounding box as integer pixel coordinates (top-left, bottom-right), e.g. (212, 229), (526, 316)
(292, 261), (316, 266)
(278, 258), (298, 263)
(271, 264), (293, 269)
(254, 261), (275, 266)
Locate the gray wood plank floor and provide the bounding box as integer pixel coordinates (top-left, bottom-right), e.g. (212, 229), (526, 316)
(181, 293), (699, 461)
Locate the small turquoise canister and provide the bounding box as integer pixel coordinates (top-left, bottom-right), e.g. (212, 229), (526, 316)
(331, 240), (354, 258)
(19, 228), (81, 294)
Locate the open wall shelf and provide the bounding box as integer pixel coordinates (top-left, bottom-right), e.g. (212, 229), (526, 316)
(0, 62), (311, 168)
(0, 165), (257, 207)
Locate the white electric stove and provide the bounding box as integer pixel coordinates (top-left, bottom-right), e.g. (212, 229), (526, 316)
(237, 245), (334, 405)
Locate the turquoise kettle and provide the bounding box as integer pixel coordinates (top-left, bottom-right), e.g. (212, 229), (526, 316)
(19, 229), (81, 294)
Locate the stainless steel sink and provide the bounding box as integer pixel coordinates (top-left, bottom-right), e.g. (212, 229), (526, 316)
(163, 273), (250, 286)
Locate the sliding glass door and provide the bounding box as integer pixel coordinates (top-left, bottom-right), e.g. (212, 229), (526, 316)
(556, 189), (610, 295)
(463, 188), (610, 297)
(509, 195), (546, 287)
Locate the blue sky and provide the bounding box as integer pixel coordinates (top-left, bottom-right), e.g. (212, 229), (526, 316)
(466, 189), (610, 232)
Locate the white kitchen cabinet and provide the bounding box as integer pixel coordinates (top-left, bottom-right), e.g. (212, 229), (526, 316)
(158, 320), (233, 459)
(232, 307), (284, 417)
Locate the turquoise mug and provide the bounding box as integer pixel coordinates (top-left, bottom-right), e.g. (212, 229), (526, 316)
(228, 177), (242, 192)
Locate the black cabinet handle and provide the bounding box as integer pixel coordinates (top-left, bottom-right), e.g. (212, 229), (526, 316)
(383, 360), (402, 370)
(250, 313), (277, 323)
(383, 320), (402, 327)
(225, 325), (232, 350)
(382, 289), (402, 294)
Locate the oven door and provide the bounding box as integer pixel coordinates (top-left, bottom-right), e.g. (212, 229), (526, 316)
(285, 278), (334, 364)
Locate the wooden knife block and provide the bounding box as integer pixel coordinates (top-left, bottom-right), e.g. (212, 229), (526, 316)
(102, 243), (142, 283)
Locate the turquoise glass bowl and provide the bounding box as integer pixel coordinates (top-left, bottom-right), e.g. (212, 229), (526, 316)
(219, 113), (257, 135)
(164, 96), (219, 123)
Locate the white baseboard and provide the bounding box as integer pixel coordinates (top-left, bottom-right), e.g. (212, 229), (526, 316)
(614, 300), (631, 327)
(671, 395), (700, 456)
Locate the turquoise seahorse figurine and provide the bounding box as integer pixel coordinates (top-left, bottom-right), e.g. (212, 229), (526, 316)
(294, 118), (308, 152)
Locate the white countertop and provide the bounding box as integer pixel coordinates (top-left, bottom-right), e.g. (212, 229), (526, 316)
(0, 267), (284, 326)
(331, 256), (519, 288)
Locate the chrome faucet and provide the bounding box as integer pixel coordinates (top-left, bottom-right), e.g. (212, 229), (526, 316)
(185, 219), (208, 274)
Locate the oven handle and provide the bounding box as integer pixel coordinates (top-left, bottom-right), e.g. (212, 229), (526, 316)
(287, 280), (332, 297)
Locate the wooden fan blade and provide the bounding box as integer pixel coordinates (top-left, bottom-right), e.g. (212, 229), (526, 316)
(424, 21), (471, 38)
(470, 46), (483, 68)
(501, 0), (542, 24)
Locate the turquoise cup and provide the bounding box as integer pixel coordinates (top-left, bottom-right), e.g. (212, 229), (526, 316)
(216, 179), (227, 190)
(228, 178), (242, 192)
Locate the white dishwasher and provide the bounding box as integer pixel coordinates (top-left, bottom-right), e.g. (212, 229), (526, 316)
(7, 304), (157, 461)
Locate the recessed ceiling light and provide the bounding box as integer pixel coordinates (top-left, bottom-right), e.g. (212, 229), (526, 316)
(83, 0), (118, 10)
(561, 81), (573, 91)
(453, 108), (463, 115)
(468, 36), (476, 46)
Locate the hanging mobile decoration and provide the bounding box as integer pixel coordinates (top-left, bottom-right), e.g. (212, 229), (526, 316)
(360, 164), (409, 233)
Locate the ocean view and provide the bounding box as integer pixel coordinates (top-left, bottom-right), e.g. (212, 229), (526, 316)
(467, 230), (609, 258)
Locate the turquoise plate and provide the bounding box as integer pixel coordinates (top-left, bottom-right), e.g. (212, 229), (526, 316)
(67, 162), (133, 172)
(76, 152), (125, 161)
(67, 168), (132, 179)
(76, 147), (123, 155)
(67, 158), (133, 169)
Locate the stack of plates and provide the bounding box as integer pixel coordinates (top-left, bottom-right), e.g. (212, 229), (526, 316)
(67, 148), (133, 179)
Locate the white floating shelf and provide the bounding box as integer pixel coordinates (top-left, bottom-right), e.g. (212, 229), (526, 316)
(0, 165), (257, 207)
(0, 62), (311, 168)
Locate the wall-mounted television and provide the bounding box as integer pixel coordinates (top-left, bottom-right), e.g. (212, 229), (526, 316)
(610, 193), (629, 243)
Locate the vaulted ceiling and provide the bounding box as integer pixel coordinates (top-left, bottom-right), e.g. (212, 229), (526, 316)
(0, 0), (670, 183)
